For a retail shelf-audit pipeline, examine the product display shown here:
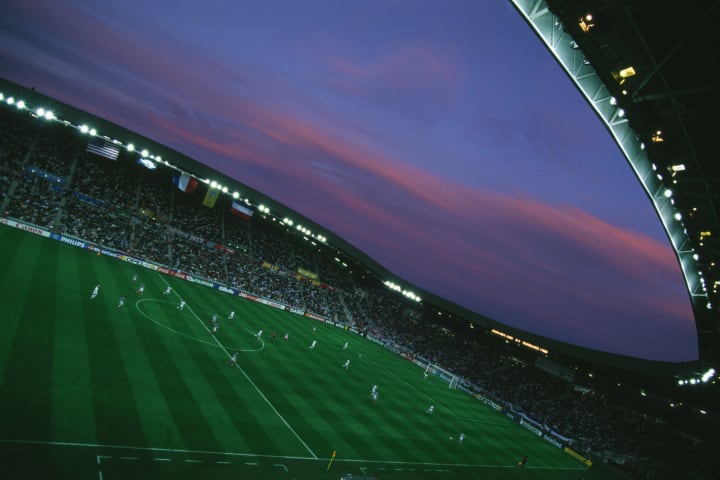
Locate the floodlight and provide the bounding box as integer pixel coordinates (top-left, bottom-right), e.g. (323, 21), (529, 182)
(210, 180), (218, 188)
(618, 66), (636, 79)
(6, 96), (14, 105)
(44, 111), (54, 120)
(663, 188), (672, 198)
(127, 143), (135, 152)
(141, 149), (149, 157)
(674, 212), (682, 221)
(671, 164), (685, 172)
(16, 100), (25, 109)
(232, 192), (239, 199)
(617, 108), (625, 118)
(0, 93), (3, 100)
(155, 155), (162, 162)
(640, 142), (645, 150)
(36, 108), (45, 117)
(693, 253), (699, 261)
(79, 125), (89, 134)
(89, 128), (97, 136)
(222, 186), (228, 193)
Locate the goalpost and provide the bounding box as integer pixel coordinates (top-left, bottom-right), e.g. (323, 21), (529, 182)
(425, 363), (459, 389)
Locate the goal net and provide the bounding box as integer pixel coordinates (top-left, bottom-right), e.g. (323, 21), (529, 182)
(425, 363), (459, 389)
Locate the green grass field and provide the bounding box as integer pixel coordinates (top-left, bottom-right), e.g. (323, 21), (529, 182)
(0, 225), (610, 479)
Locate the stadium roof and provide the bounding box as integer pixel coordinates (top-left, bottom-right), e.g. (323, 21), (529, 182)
(511, 0), (720, 372)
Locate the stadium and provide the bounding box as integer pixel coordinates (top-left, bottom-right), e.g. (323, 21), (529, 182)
(0, 0), (719, 479)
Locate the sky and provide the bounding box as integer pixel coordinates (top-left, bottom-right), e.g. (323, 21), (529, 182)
(0, 0), (698, 361)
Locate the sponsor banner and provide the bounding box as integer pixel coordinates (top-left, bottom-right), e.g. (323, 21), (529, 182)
(218, 285), (235, 295)
(189, 277), (214, 288)
(543, 434), (564, 449)
(304, 312), (327, 322)
(172, 271), (186, 280)
(58, 235), (87, 249)
(563, 447), (592, 467)
(289, 306), (305, 315)
(1, 217), (52, 238)
(158, 267), (170, 274)
(257, 297), (287, 310)
(520, 419), (543, 437)
(473, 393), (503, 412)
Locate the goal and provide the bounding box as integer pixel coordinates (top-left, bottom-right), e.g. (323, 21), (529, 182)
(425, 363), (459, 389)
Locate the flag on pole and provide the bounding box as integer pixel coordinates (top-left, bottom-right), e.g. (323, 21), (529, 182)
(230, 201), (254, 220)
(172, 173), (198, 193)
(202, 188), (220, 208)
(85, 138), (120, 160)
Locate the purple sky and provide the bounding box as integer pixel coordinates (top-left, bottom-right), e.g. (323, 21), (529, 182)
(0, 0), (698, 361)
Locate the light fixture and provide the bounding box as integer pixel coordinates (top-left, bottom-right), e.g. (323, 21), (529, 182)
(579, 13), (595, 32)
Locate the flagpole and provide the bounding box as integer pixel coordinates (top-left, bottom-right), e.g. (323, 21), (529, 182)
(326, 450), (336, 471)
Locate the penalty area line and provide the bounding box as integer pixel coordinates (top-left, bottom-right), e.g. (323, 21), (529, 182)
(156, 274), (318, 459)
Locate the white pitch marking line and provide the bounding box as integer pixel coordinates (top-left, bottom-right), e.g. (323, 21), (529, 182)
(274, 463), (289, 472)
(154, 458), (171, 462)
(158, 274), (318, 459)
(185, 459), (203, 463)
(0, 438), (314, 461)
(120, 456), (139, 460)
(245, 462), (259, 466)
(216, 461), (231, 464)
(0, 437), (586, 471)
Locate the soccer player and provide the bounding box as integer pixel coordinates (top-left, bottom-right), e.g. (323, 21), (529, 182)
(227, 352), (238, 365)
(271, 331), (277, 341)
(426, 405), (435, 414)
(211, 324), (219, 335)
(312, 326), (317, 332)
(116, 296), (126, 308)
(132, 273), (138, 282)
(283, 332), (289, 341)
(163, 285), (172, 295)
(228, 311), (235, 320)
(90, 284), (100, 300)
(371, 385), (378, 395)
(458, 433), (465, 444)
(424, 371), (429, 380)
(211, 314), (218, 324)
(342, 341), (349, 350)
(517, 455), (528, 467)
(177, 300), (186, 310)
(342, 359), (350, 369)
(255, 329), (263, 339)
(309, 340), (317, 349)
(136, 283), (145, 295)
(371, 391), (379, 402)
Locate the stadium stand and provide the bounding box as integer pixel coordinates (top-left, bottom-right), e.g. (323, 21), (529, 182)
(1, 102), (717, 479)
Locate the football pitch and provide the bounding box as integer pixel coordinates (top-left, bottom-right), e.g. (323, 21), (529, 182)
(0, 226), (609, 479)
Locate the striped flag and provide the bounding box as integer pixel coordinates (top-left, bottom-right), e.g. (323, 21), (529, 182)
(172, 173), (198, 193)
(85, 139), (120, 160)
(230, 201), (254, 220)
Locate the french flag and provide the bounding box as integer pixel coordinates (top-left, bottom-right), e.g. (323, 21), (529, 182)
(172, 173), (198, 193)
(230, 201), (254, 220)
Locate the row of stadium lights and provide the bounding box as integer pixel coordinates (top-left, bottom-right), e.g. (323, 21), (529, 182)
(575, 14), (712, 310)
(677, 368), (716, 387)
(2, 91), (421, 302)
(0, 92), (324, 238)
(383, 280), (422, 303)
